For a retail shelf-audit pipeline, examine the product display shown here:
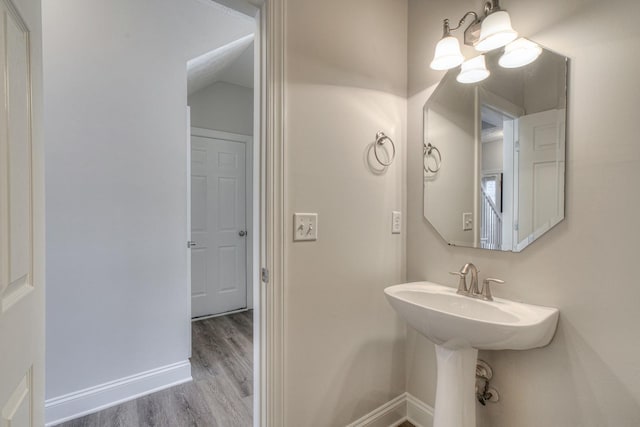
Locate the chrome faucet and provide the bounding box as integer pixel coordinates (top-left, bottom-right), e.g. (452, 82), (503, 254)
(450, 263), (506, 301)
(449, 263), (479, 296)
(462, 263), (480, 295)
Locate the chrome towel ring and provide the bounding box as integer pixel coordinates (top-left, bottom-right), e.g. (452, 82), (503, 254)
(424, 142), (442, 173)
(374, 131), (396, 167)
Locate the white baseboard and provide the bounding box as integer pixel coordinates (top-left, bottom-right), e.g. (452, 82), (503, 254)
(191, 308), (249, 322)
(346, 393), (408, 427)
(45, 360), (192, 426)
(406, 393), (434, 427)
(346, 392), (433, 427)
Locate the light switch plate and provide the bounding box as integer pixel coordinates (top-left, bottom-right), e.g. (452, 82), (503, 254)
(293, 213), (318, 241)
(463, 212), (473, 231)
(392, 211), (402, 234)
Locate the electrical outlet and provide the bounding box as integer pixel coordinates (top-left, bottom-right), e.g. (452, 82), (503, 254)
(463, 212), (473, 231)
(392, 211), (402, 234)
(293, 213), (318, 241)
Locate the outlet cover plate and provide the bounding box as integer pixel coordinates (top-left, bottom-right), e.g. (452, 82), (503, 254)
(392, 211), (402, 234)
(463, 212), (473, 231)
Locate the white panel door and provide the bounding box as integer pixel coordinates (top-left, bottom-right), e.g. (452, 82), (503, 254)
(191, 136), (247, 318)
(516, 109), (566, 248)
(0, 0), (44, 426)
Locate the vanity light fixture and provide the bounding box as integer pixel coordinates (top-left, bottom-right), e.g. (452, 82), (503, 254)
(498, 38), (542, 68)
(457, 55), (490, 84)
(430, 0), (533, 83)
(430, 12), (480, 72)
(475, 7), (518, 52)
(430, 19), (465, 70)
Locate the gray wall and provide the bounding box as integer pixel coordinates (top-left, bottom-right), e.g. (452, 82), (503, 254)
(283, 0), (408, 424)
(424, 81), (476, 246)
(43, 0), (254, 400)
(406, 0), (640, 426)
(188, 81), (254, 135)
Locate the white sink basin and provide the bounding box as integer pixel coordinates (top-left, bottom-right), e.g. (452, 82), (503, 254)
(384, 281), (559, 427)
(384, 281), (559, 350)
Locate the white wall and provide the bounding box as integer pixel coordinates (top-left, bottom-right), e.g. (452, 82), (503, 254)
(188, 81), (254, 135)
(482, 139), (503, 173)
(43, 0), (254, 411)
(406, 0), (640, 426)
(283, 0), (408, 425)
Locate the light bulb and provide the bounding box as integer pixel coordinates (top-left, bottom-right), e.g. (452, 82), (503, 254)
(430, 36), (465, 70)
(476, 10), (518, 52)
(457, 55), (490, 84)
(499, 38), (542, 68)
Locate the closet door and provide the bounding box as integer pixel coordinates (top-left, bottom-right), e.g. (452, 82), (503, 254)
(191, 135), (247, 318)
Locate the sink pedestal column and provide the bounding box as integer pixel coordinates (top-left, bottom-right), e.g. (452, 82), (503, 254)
(433, 345), (478, 427)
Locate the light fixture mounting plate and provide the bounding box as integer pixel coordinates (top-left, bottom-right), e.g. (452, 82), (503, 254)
(464, 20), (482, 46)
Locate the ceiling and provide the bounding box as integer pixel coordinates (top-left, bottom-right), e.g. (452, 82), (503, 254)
(215, 39), (254, 89)
(187, 34), (254, 95)
(209, 0), (259, 17)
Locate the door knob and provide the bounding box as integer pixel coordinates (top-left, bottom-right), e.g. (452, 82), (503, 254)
(187, 241), (196, 248)
(239, 230), (247, 237)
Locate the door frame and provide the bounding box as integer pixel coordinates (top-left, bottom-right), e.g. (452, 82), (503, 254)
(189, 127), (254, 314)
(258, 0), (285, 425)
(184, 1), (286, 425)
(184, 0), (286, 423)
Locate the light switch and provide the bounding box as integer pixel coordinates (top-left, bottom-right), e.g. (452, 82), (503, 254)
(293, 213), (318, 241)
(392, 211), (402, 234)
(463, 212), (473, 231)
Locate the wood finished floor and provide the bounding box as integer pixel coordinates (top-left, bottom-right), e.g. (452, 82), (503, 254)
(56, 310), (253, 427)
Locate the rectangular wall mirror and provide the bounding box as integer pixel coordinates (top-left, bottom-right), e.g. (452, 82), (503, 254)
(423, 42), (568, 252)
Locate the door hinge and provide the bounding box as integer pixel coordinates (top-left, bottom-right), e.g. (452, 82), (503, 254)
(261, 268), (269, 284)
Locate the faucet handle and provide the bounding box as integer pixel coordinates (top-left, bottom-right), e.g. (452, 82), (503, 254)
(481, 278), (505, 301)
(449, 271), (468, 295)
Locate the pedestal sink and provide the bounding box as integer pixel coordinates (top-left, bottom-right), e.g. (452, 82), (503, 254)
(384, 281), (559, 427)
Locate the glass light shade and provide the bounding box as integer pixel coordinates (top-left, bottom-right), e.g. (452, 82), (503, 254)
(476, 10), (518, 52)
(430, 36), (465, 70)
(499, 38), (543, 68)
(456, 55), (490, 84)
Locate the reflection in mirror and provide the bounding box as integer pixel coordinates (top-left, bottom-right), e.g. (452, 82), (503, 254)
(423, 42), (567, 252)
